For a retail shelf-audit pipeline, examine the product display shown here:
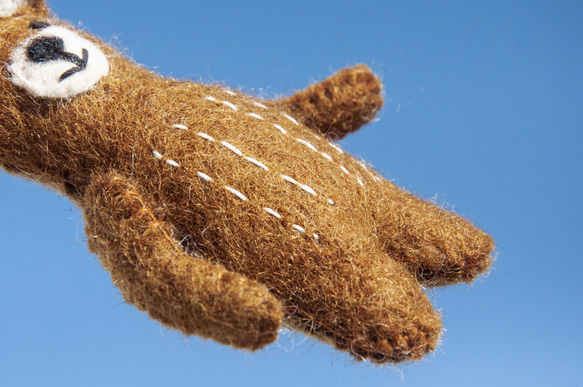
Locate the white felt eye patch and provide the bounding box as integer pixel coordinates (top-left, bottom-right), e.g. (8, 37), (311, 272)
(9, 25), (109, 98)
(0, 0), (25, 17)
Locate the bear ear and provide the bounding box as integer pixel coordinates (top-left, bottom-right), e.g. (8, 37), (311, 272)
(0, 0), (47, 17)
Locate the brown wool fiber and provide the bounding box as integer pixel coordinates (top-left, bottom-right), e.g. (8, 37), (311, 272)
(0, 1), (495, 364)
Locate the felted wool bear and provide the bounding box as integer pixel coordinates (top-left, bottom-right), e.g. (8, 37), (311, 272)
(0, 0), (495, 364)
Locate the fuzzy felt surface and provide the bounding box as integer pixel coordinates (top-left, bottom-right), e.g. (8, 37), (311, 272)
(0, 1), (494, 364)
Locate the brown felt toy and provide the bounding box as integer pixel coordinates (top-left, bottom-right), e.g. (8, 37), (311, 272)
(0, 0), (495, 364)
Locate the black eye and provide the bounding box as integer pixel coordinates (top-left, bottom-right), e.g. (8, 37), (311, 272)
(29, 20), (50, 30)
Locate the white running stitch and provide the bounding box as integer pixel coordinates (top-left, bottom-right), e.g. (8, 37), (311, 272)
(329, 143), (344, 154)
(247, 112), (264, 120)
(272, 124), (287, 134)
(196, 131), (326, 202)
(197, 132), (215, 141)
(225, 90), (236, 96)
(282, 175), (317, 197)
(204, 95), (217, 102)
(201, 97), (358, 194)
(222, 101), (238, 111)
(296, 138), (318, 152)
(292, 134), (368, 189)
(245, 156), (269, 170)
(358, 160), (377, 178)
(197, 172), (212, 181)
(299, 183), (316, 196)
(292, 224), (305, 232)
(283, 113), (299, 125)
(253, 101), (267, 109)
(357, 160), (369, 171)
(183, 109), (345, 227)
(221, 141), (243, 156)
(263, 207), (282, 219)
(168, 94), (357, 243)
(153, 150), (180, 167)
(281, 175), (298, 185)
(224, 186), (247, 201)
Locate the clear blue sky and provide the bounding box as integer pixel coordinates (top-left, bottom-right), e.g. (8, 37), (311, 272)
(1, 1), (582, 386)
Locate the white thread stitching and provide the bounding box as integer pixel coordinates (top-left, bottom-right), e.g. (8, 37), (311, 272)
(299, 183), (316, 196)
(358, 160), (375, 176)
(201, 96), (364, 191)
(247, 112), (264, 120)
(197, 94), (355, 222)
(272, 124), (287, 134)
(283, 113), (299, 125)
(197, 132), (215, 141)
(162, 110), (346, 241)
(189, 101), (365, 208)
(358, 160), (382, 182)
(329, 143), (344, 154)
(204, 96), (217, 102)
(221, 141), (243, 156)
(296, 138), (318, 152)
(282, 175), (317, 197)
(263, 207), (282, 219)
(153, 150), (179, 168)
(224, 186), (247, 201)
(281, 175), (298, 185)
(182, 82), (382, 242)
(222, 101), (238, 111)
(253, 102), (267, 109)
(192, 166), (322, 242)
(197, 172), (212, 181)
(196, 130), (326, 200)
(245, 156), (269, 170)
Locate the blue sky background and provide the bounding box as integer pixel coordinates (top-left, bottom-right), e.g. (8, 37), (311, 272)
(1, 0), (582, 386)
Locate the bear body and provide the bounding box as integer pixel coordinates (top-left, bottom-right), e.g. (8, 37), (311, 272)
(0, 0), (494, 363)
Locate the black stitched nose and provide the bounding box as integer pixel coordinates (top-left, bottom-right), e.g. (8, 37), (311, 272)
(26, 36), (89, 81)
(27, 36), (66, 62)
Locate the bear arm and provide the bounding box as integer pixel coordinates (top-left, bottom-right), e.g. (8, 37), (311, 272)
(275, 64), (384, 140)
(83, 173), (283, 350)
